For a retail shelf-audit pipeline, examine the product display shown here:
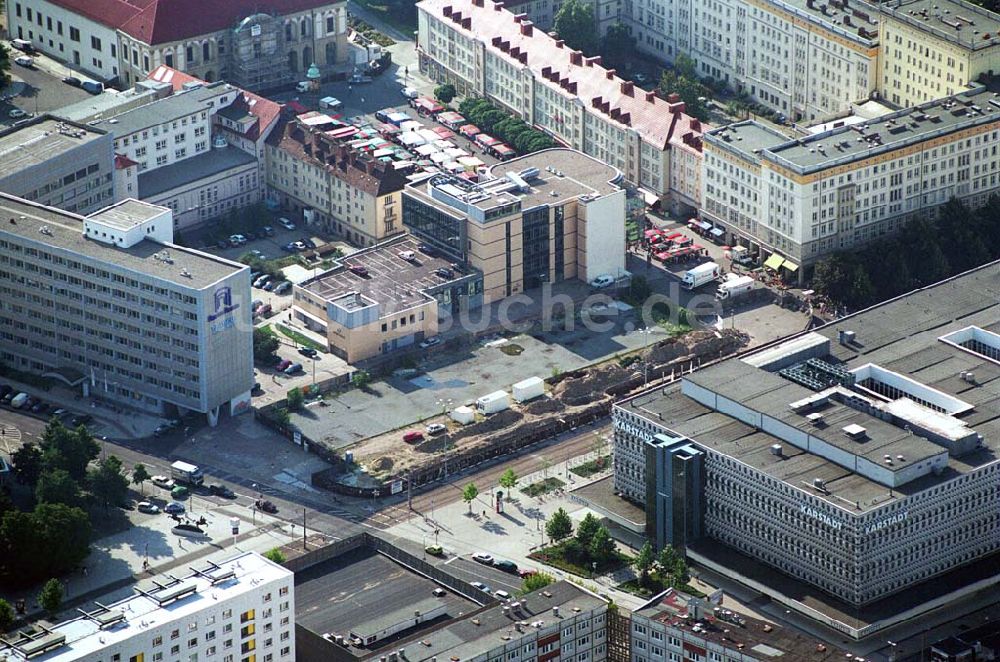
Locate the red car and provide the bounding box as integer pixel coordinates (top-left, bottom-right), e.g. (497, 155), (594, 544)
(403, 431), (424, 443)
(518, 568), (539, 578)
(275, 359), (292, 372)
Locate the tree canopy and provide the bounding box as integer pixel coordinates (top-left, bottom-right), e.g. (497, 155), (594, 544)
(88, 455), (130, 510)
(600, 23), (634, 72)
(434, 83), (456, 104)
(545, 507), (573, 541)
(458, 97), (556, 154)
(553, 0), (599, 55)
(462, 483), (479, 512)
(36, 468), (82, 508)
(0, 503), (92, 587)
(39, 419), (99, 482)
(253, 327), (280, 364)
(658, 55), (710, 121)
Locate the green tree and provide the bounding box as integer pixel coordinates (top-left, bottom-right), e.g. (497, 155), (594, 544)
(434, 83), (456, 104)
(35, 468), (82, 507)
(274, 408), (291, 427)
(351, 370), (371, 389)
(575, 512), (601, 548)
(38, 578), (63, 616)
(287, 387), (304, 411)
(657, 545), (679, 574)
(635, 540), (655, 586)
(264, 548), (286, 564)
(39, 418), (99, 481)
(0, 597), (13, 632)
(132, 463), (151, 496)
(462, 482), (479, 513)
(600, 22), (633, 71)
(588, 525), (616, 566)
(658, 68), (709, 121)
(674, 53), (697, 79)
(253, 327), (280, 363)
(0, 44), (10, 89)
(499, 468), (518, 490)
(11, 443), (43, 485)
(562, 537), (586, 563)
(546, 507), (573, 541)
(88, 455), (130, 510)
(554, 0), (599, 55)
(521, 572), (555, 594)
(628, 275), (652, 303)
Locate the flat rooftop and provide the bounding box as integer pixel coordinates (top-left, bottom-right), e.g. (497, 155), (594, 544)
(0, 194), (246, 288)
(487, 148), (622, 207)
(703, 120), (793, 163)
(384, 581), (606, 662)
(635, 589), (843, 661)
(619, 261), (1000, 513)
(0, 552), (289, 662)
(88, 198), (167, 230)
(294, 546), (478, 656)
(0, 116), (107, 180)
(93, 82), (230, 135)
(300, 235), (476, 315)
(765, 0), (879, 44)
(138, 145), (257, 198)
(881, 0), (1000, 49)
(766, 88), (1000, 173)
(570, 476), (644, 526)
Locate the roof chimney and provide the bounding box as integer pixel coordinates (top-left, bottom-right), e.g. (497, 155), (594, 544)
(513, 12), (526, 22)
(570, 51), (583, 65)
(605, 68), (616, 80)
(645, 90), (656, 103)
(443, 5), (452, 16)
(591, 96), (602, 108)
(666, 92), (680, 103)
(461, 17), (471, 28)
(567, 81), (577, 94)
(520, 21), (533, 36)
(620, 81), (634, 96)
(585, 55), (601, 67)
(620, 112), (630, 125)
(555, 39), (564, 48)
(472, 0), (483, 6)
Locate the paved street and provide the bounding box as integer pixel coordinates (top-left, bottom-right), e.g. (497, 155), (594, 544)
(2, 50), (94, 124)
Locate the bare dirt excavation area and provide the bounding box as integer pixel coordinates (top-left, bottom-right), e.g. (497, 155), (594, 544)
(316, 329), (748, 489)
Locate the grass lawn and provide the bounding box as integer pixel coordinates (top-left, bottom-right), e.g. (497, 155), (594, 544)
(528, 541), (628, 577)
(618, 575), (706, 599)
(275, 324), (326, 352)
(350, 5), (412, 39)
(520, 476), (564, 497)
(570, 456), (611, 479)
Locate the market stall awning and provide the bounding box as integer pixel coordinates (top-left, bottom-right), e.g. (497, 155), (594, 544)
(783, 260), (799, 273)
(764, 254), (785, 270)
(710, 227), (724, 237)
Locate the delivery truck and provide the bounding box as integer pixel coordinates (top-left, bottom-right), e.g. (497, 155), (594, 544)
(681, 262), (720, 290)
(170, 460), (204, 486)
(729, 246), (755, 266)
(715, 275), (755, 300)
(512, 376), (545, 403)
(476, 390), (510, 414)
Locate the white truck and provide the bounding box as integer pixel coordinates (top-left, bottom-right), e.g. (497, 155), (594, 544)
(729, 246), (755, 266)
(476, 390), (510, 414)
(170, 460), (204, 486)
(716, 275), (755, 300)
(512, 376), (545, 403)
(681, 261), (720, 290)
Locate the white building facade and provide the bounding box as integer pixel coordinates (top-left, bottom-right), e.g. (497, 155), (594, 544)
(8, 0), (121, 81)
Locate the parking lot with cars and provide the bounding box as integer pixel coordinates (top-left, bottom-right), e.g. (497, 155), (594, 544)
(1, 44), (95, 125)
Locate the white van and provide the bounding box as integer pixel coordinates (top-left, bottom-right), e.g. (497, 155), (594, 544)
(295, 81), (311, 93)
(10, 392), (29, 409)
(11, 39), (35, 53)
(398, 250), (416, 261)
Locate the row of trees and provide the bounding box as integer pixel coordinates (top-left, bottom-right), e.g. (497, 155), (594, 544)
(812, 197), (1000, 308)
(458, 98), (557, 155)
(634, 541), (690, 589)
(657, 54), (711, 122)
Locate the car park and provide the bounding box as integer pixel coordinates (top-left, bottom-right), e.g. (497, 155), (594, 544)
(255, 499), (278, 513)
(419, 337), (441, 349)
(425, 423), (447, 436)
(137, 501), (160, 514)
(283, 363), (303, 375)
(298, 347), (318, 358)
(278, 217), (296, 231)
(164, 502), (185, 515)
(274, 281), (293, 295)
(209, 484), (236, 498)
(472, 552), (494, 565)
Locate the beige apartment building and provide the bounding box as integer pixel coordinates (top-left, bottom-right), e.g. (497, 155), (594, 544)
(879, 0), (1000, 108)
(416, 0), (703, 204)
(403, 149), (626, 302)
(265, 115), (411, 247)
(701, 87), (1000, 277)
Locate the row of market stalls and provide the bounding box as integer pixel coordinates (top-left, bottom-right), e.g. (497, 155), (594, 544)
(685, 217), (800, 278)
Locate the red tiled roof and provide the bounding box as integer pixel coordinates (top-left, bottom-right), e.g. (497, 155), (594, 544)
(418, 0), (707, 149)
(49, 0), (333, 45)
(114, 153), (139, 169)
(146, 66), (282, 139)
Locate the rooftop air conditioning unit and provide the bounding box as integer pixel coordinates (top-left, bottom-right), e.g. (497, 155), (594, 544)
(769, 444), (783, 457)
(843, 423), (866, 439)
(806, 412), (824, 426)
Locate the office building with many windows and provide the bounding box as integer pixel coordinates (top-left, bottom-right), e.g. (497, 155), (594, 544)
(613, 262), (1000, 637)
(700, 87), (1000, 278)
(403, 148), (626, 302)
(0, 194), (253, 423)
(0, 551), (294, 662)
(416, 0), (704, 203)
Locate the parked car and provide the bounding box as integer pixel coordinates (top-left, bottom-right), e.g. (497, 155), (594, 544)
(472, 552), (494, 565)
(291, 241), (307, 252)
(253, 274), (271, 288)
(348, 264), (369, 277)
(229, 234), (247, 246)
(164, 502), (185, 515)
(209, 484), (236, 498)
(171, 485), (189, 500)
(275, 359), (292, 372)
(14, 55), (33, 67)
(256, 303), (272, 317)
(419, 337), (441, 349)
(8, 109), (26, 119)
(249, 249), (267, 260)
(81, 81), (104, 94)
(418, 243), (437, 256)
(151, 475), (175, 489)
(281, 242), (297, 253)
(470, 581), (490, 594)
(70, 414), (92, 426)
(401, 87), (419, 99)
(298, 347), (318, 358)
(0, 385), (11, 398)
(518, 568), (539, 578)
(255, 499), (278, 513)
(283, 363), (303, 375)
(137, 501), (160, 514)
(403, 430), (424, 443)
(590, 274), (615, 289)
(274, 281), (293, 295)
(435, 267), (453, 279)
(494, 590), (512, 600)
(262, 280), (277, 291)
(262, 225), (276, 237)
(300, 237), (317, 249)
(278, 217), (296, 231)
(153, 423), (170, 437)
(425, 544), (445, 557)
(2, 392), (17, 404)
(433, 588), (447, 596)
(252, 299), (264, 311)
(62, 76), (82, 87)
(31, 401), (49, 414)
(426, 423), (447, 436)
(495, 560), (518, 574)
